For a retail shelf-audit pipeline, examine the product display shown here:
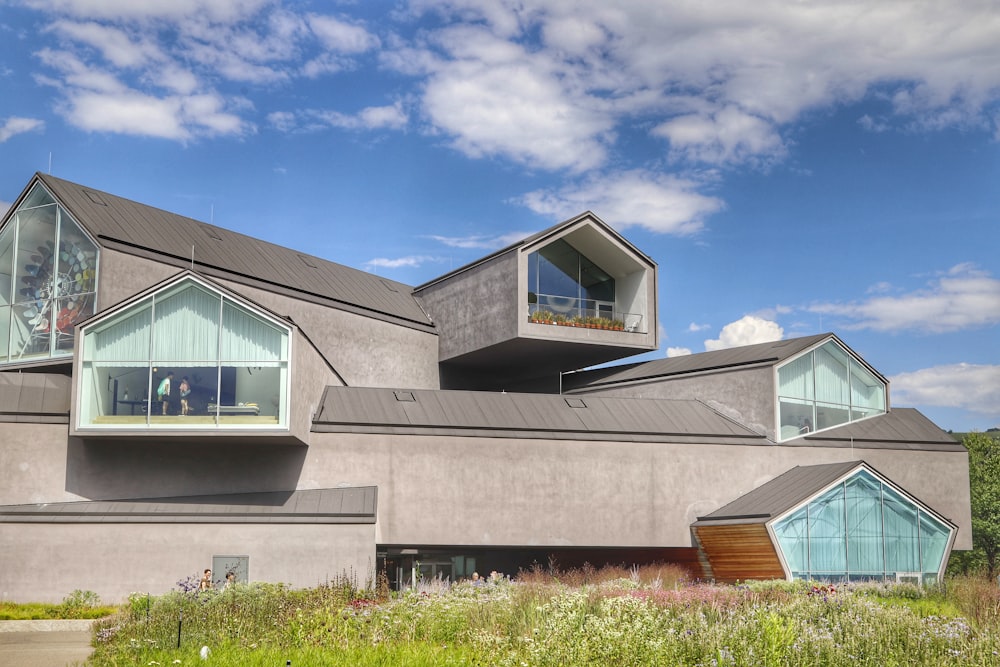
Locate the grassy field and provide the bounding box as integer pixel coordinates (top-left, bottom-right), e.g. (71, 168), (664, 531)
(76, 565), (1000, 666)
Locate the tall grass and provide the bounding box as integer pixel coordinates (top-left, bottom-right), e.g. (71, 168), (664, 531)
(89, 567), (1000, 667)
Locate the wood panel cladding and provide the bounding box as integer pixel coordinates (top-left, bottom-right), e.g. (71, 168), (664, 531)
(692, 523), (785, 583)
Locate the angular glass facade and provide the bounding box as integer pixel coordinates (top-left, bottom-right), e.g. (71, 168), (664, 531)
(0, 184), (98, 364)
(527, 239), (616, 320)
(772, 468), (952, 583)
(776, 339), (886, 440)
(78, 276), (289, 429)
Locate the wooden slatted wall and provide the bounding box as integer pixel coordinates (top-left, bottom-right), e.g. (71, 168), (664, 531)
(692, 524), (786, 583)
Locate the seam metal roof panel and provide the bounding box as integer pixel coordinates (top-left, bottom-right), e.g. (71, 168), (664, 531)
(34, 173), (431, 327)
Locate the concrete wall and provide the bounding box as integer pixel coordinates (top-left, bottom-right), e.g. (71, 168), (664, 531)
(414, 252), (520, 362)
(302, 432), (972, 551)
(98, 248), (440, 390)
(575, 366), (776, 439)
(0, 522), (374, 603)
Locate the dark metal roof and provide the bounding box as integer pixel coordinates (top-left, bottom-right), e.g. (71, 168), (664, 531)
(0, 371), (70, 423)
(564, 333), (836, 390)
(0, 487), (377, 524)
(29, 173), (432, 329)
(312, 386), (768, 444)
(793, 408), (963, 451)
(693, 460), (864, 525)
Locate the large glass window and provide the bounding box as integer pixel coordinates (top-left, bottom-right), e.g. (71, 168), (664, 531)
(0, 184), (97, 364)
(772, 468), (953, 583)
(527, 239), (616, 320)
(78, 277), (289, 429)
(776, 340), (886, 440)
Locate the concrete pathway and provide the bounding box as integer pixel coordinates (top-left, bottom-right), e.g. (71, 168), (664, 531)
(0, 620), (94, 667)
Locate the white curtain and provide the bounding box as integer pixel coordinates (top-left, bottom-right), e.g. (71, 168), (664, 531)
(152, 285), (220, 362)
(778, 353), (813, 400)
(221, 301), (284, 364)
(91, 305), (151, 364)
(814, 343), (849, 405)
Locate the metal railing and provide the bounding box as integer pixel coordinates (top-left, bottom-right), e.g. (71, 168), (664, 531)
(528, 294), (644, 333)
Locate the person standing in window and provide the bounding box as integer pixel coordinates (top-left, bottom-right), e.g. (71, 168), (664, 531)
(179, 376), (192, 416)
(157, 371), (173, 415)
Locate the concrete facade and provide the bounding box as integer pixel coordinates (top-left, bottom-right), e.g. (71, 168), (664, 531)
(0, 173), (971, 604)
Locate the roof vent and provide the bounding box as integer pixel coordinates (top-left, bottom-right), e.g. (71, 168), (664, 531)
(565, 398), (587, 408)
(381, 279), (399, 293)
(297, 253), (318, 268)
(394, 391), (415, 402)
(202, 225), (222, 241)
(84, 190), (107, 206)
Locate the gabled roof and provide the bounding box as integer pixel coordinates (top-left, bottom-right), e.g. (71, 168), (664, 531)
(413, 210), (655, 291)
(312, 386), (768, 444)
(564, 333), (845, 390)
(693, 460), (863, 525)
(0, 487), (377, 524)
(22, 173), (432, 329)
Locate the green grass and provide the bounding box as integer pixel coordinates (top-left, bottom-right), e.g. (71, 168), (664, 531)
(0, 589), (117, 620)
(85, 568), (1000, 666)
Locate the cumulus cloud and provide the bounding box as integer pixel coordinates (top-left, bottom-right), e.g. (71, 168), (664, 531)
(653, 106), (787, 167)
(688, 322), (711, 332)
(667, 347), (692, 357)
(0, 117), (44, 142)
(808, 264), (1000, 333)
(519, 170), (724, 235)
(704, 316), (783, 351)
(891, 364), (1000, 417)
(28, 3), (382, 141)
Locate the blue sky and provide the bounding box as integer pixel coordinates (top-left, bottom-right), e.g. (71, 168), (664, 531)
(0, 0), (997, 431)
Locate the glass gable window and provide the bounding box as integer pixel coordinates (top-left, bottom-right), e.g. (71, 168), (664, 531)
(0, 184), (97, 364)
(772, 468), (953, 584)
(527, 239), (616, 320)
(776, 339), (886, 440)
(78, 277), (289, 429)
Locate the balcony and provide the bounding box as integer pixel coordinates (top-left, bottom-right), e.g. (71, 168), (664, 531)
(528, 294), (644, 333)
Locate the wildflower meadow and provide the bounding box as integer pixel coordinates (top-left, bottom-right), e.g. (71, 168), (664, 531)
(87, 565), (1000, 666)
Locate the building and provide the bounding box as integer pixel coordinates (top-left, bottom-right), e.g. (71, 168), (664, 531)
(0, 172), (970, 602)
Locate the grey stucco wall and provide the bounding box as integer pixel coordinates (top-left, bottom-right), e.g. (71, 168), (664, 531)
(575, 367), (777, 439)
(414, 252), (519, 362)
(97, 248), (441, 390)
(0, 522), (374, 603)
(301, 432), (973, 552)
(0, 424), (971, 601)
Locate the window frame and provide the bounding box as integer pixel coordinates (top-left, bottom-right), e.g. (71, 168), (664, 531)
(75, 274), (292, 432)
(774, 338), (887, 441)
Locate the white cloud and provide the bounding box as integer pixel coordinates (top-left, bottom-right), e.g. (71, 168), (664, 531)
(0, 116), (44, 142)
(520, 170), (724, 235)
(808, 264), (1000, 333)
(307, 14), (379, 53)
(667, 346), (692, 357)
(48, 20), (162, 68)
(891, 364), (1000, 417)
(398, 0), (1000, 175)
(25, 0), (271, 22)
(365, 255), (438, 270)
(653, 106), (787, 166)
(427, 231), (534, 250)
(688, 322), (711, 332)
(318, 103), (408, 131)
(704, 315), (783, 351)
